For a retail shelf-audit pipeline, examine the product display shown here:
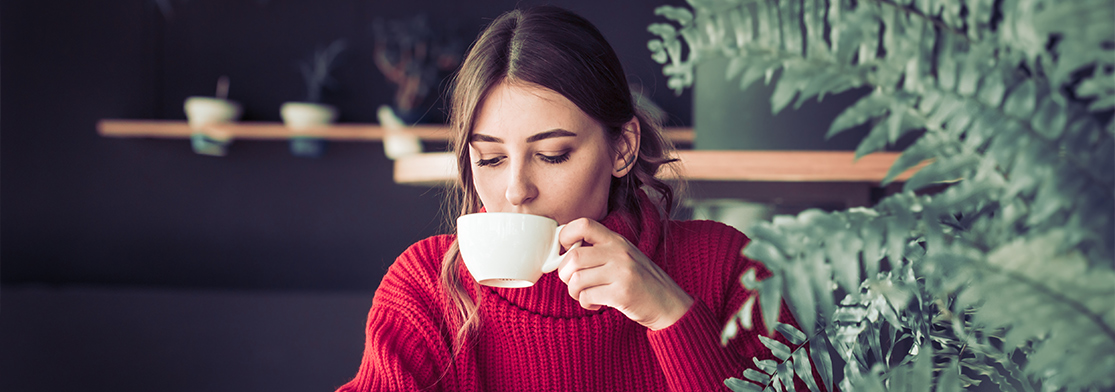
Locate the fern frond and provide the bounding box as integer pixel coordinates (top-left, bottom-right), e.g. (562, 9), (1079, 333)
(653, 0), (1115, 390)
(938, 230), (1115, 390)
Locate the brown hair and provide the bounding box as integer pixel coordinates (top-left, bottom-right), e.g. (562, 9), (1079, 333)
(439, 5), (680, 355)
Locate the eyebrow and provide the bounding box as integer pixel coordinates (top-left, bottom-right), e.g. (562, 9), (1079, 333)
(470, 129), (577, 144)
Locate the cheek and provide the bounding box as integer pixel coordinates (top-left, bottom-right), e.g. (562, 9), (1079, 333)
(558, 157), (615, 215)
(472, 171), (502, 206)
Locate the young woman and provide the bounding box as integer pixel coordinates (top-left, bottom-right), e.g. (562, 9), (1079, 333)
(337, 6), (813, 391)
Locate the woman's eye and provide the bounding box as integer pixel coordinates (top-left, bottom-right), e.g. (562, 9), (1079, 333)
(475, 157), (504, 167)
(538, 152), (570, 164)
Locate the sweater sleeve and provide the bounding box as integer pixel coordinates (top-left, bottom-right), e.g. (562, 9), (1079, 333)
(647, 221), (829, 391)
(645, 298), (742, 390)
(646, 275), (827, 392)
(335, 237), (455, 392)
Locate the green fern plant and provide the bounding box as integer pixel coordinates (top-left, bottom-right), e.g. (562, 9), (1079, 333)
(650, 0), (1114, 391)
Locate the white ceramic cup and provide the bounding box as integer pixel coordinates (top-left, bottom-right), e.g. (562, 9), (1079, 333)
(457, 212), (580, 288)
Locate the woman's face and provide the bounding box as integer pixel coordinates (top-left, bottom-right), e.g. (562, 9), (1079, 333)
(469, 82), (619, 224)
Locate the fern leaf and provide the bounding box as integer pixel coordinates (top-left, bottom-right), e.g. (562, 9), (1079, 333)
(902, 154), (976, 192)
(726, 57), (748, 81)
(853, 5), (880, 66)
(809, 333), (835, 392)
(772, 64), (809, 114)
(722, 313), (741, 345)
(710, 9), (734, 49)
(809, 251), (836, 325)
(829, 231), (865, 294)
(776, 322), (807, 345)
(1026, 171), (1069, 226)
(803, 0), (827, 59)
(780, 0), (803, 57)
(785, 262), (817, 336)
(649, 39), (669, 64)
(796, 69), (864, 107)
(881, 5), (899, 65)
(937, 32), (961, 92)
(1021, 91), (1065, 139)
(976, 71), (1008, 110)
(982, 367), (1022, 392)
(826, 0), (842, 54)
(777, 361), (795, 392)
(792, 346), (821, 392)
(755, 358), (778, 374)
(854, 117), (893, 159)
(910, 342), (933, 392)
(744, 368), (772, 385)
(743, 241), (788, 271)
(647, 22), (678, 40)
(755, 0), (775, 48)
(760, 275), (784, 335)
(884, 102), (906, 143)
(726, 377), (764, 392)
(924, 98), (964, 131)
(760, 334), (793, 361)
(834, 13), (868, 65)
(654, 5), (694, 26)
(1087, 93), (1115, 112)
(890, 363), (911, 392)
(728, 6), (753, 50)
(934, 358), (961, 392)
(1075, 69), (1113, 102)
(745, 58), (776, 91)
(966, 0), (997, 40)
(1003, 79), (1036, 119)
(827, 91), (889, 139)
(906, 18), (935, 93)
(957, 51), (984, 98)
(860, 217), (885, 279)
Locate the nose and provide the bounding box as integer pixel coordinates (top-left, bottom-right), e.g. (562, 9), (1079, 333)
(505, 159), (538, 207)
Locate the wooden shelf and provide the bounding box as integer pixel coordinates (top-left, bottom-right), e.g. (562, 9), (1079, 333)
(99, 119), (924, 190)
(98, 119), (454, 141)
(394, 150), (926, 186)
(97, 119), (695, 143)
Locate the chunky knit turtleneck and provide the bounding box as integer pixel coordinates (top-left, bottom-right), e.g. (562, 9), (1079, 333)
(336, 195), (817, 392)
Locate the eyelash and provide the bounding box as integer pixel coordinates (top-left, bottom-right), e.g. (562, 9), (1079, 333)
(476, 157), (502, 167)
(474, 152), (570, 167)
(539, 152), (570, 164)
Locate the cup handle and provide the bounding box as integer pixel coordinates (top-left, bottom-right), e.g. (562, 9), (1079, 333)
(542, 224), (582, 273)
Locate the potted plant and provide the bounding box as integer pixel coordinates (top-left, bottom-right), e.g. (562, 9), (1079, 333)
(281, 39), (346, 158)
(183, 76), (241, 156)
(371, 14), (462, 125)
(651, 0), (1114, 391)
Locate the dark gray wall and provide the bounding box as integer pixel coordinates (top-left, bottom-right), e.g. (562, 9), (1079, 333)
(1, 0), (691, 291)
(693, 54), (871, 151)
(1, 1), (693, 390)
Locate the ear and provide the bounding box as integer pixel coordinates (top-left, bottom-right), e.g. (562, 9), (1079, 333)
(613, 117), (641, 178)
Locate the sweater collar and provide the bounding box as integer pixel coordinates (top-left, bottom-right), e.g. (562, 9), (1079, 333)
(476, 190), (665, 319)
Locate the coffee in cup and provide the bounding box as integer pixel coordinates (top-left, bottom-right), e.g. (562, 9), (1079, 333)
(456, 212), (580, 288)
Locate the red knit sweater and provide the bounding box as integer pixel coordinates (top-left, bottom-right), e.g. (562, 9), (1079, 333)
(337, 199), (812, 391)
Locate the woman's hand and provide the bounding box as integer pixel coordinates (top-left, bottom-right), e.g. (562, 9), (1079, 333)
(556, 218), (694, 330)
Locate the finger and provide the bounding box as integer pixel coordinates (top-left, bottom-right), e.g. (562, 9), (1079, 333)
(565, 261), (615, 302)
(575, 284), (612, 311)
(558, 217), (622, 250)
(556, 247), (580, 283)
(555, 246), (607, 283)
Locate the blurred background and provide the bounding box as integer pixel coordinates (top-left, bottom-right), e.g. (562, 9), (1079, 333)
(1, 0), (871, 390)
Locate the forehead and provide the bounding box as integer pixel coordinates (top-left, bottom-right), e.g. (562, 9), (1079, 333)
(471, 82), (603, 139)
